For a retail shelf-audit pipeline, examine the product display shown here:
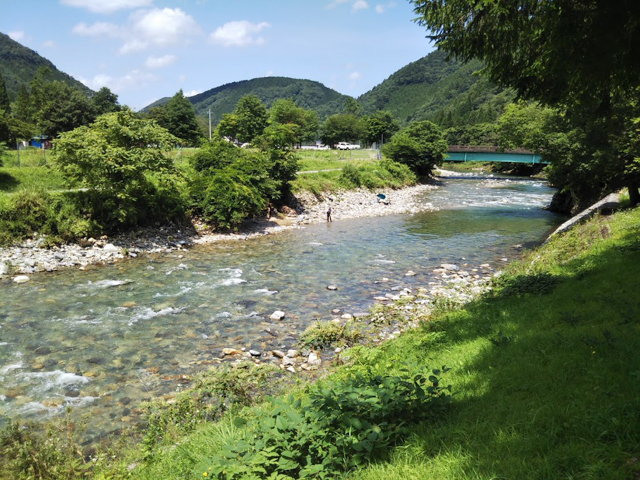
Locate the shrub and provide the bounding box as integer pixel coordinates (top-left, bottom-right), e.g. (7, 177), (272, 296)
(340, 164), (362, 187)
(300, 321), (363, 349)
(198, 367), (452, 478)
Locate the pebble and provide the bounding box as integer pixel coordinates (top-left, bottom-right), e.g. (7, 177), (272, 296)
(222, 348), (241, 356)
(327, 285), (338, 290)
(270, 310), (286, 321)
(13, 275), (30, 283)
(249, 350), (260, 357)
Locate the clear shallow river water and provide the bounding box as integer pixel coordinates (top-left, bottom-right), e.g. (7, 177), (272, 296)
(0, 175), (563, 440)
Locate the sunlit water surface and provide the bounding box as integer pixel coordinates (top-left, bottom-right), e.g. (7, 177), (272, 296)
(0, 175), (563, 439)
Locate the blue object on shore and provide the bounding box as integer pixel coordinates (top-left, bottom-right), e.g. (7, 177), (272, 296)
(377, 193), (386, 199)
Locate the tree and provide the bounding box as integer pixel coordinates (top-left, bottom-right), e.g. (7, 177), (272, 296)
(362, 110), (400, 147)
(382, 120), (447, 176)
(53, 108), (180, 227)
(92, 87), (121, 116)
(0, 71), (10, 113)
(35, 81), (96, 138)
(321, 113), (365, 147)
(164, 90), (201, 146)
(344, 97), (362, 116)
(411, 0), (640, 206)
(14, 85), (34, 123)
(269, 98), (319, 145)
(234, 94), (268, 144)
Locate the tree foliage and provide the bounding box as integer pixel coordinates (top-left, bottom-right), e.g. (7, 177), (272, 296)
(382, 120), (447, 176)
(269, 98), (319, 145)
(411, 0), (640, 206)
(218, 94), (268, 144)
(92, 87), (121, 116)
(321, 113), (365, 147)
(53, 108), (181, 228)
(35, 81), (96, 138)
(362, 110), (400, 146)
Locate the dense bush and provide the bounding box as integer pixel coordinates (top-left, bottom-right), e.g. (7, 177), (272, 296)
(340, 163), (362, 187)
(198, 368), (451, 478)
(382, 120), (447, 176)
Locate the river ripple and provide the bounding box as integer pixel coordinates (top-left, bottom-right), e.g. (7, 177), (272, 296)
(0, 176), (563, 439)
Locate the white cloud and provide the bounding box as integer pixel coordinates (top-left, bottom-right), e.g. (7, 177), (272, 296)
(145, 54), (177, 68)
(60, 0), (153, 14)
(209, 20), (270, 47)
(352, 1), (369, 12)
(326, 0), (349, 8)
(42, 40), (56, 48)
(348, 71), (362, 81)
(184, 89), (202, 97)
(72, 8), (200, 54)
(73, 21), (122, 37)
(80, 69), (158, 93)
(375, 2), (396, 13)
(8, 31), (25, 41)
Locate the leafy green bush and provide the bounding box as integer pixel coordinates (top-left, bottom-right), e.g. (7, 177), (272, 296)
(0, 414), (88, 479)
(340, 164), (362, 187)
(198, 368), (451, 478)
(300, 321), (363, 349)
(0, 189), (56, 245)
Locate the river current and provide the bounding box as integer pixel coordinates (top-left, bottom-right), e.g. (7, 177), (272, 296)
(0, 174), (563, 439)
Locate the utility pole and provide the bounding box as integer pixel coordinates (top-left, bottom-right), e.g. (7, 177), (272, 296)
(208, 109), (212, 140)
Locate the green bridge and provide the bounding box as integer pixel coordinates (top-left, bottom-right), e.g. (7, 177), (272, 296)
(446, 145), (547, 164)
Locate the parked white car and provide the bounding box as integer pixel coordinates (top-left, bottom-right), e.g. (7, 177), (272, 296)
(335, 142), (361, 150)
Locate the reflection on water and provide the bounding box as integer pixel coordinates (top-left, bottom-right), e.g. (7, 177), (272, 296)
(0, 176), (564, 439)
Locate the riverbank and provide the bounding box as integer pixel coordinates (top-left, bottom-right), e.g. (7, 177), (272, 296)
(112, 205), (640, 479)
(0, 183), (438, 280)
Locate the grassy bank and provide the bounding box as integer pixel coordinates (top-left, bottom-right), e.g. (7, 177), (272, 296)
(1, 207), (638, 477)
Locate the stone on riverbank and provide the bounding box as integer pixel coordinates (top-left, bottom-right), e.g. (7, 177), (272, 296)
(270, 310), (286, 321)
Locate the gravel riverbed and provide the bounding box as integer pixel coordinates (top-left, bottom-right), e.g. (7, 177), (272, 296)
(0, 183), (438, 280)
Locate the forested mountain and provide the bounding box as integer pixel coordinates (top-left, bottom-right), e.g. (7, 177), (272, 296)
(358, 50), (514, 126)
(144, 77), (350, 125)
(0, 32), (91, 101)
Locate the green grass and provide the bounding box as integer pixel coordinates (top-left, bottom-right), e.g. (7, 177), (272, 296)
(2, 148), (50, 168)
(0, 166), (68, 194)
(346, 209), (640, 479)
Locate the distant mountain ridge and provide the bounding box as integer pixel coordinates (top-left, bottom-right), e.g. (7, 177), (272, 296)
(357, 50), (515, 126)
(0, 31), (92, 101)
(143, 77), (351, 125)
(143, 50), (512, 129)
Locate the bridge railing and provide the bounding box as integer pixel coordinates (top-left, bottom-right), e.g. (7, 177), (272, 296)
(448, 145), (535, 155)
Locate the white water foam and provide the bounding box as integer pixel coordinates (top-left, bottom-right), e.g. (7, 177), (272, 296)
(253, 288), (279, 296)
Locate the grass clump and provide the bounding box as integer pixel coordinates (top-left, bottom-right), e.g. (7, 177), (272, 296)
(195, 367), (451, 479)
(300, 321), (364, 350)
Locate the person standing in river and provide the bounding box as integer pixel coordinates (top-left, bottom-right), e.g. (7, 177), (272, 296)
(326, 205), (332, 222)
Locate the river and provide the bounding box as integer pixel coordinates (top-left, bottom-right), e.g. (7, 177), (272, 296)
(0, 174), (563, 440)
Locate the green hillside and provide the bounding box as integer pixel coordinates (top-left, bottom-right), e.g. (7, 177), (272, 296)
(358, 50), (514, 126)
(0, 31), (92, 101)
(143, 77), (350, 124)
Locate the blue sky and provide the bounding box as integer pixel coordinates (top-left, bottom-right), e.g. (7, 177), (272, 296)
(1, 0), (434, 110)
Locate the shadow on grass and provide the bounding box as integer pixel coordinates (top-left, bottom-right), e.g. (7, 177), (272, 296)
(0, 172), (19, 192)
(360, 228), (640, 479)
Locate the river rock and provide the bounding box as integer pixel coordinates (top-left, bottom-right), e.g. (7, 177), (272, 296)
(272, 350), (285, 358)
(307, 352), (322, 366)
(13, 275), (30, 283)
(270, 310), (286, 321)
(249, 350), (261, 357)
(441, 263), (460, 271)
(222, 348), (241, 356)
(103, 244), (120, 253)
(341, 313), (353, 321)
(286, 349), (299, 358)
(405, 270), (417, 276)
(327, 285), (338, 290)
(283, 356), (296, 366)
